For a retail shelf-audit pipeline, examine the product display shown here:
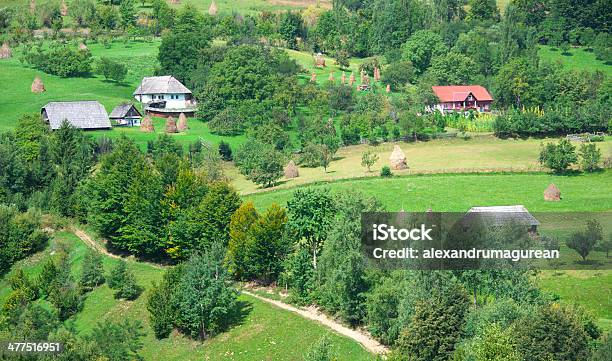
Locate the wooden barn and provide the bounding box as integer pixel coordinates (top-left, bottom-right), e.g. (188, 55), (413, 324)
(431, 85), (493, 113)
(110, 103), (142, 127)
(41, 101), (111, 130)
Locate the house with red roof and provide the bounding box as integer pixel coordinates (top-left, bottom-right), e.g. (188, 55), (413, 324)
(431, 85), (493, 113)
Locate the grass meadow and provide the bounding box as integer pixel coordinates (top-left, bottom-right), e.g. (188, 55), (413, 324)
(539, 45), (612, 76)
(0, 231), (374, 361)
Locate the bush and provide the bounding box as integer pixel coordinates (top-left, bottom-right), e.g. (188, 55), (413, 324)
(578, 143), (602, 172)
(21, 43), (93, 77)
(380, 166), (392, 177)
(95, 57), (127, 82)
(107, 260), (142, 300)
(218, 141), (233, 161)
(538, 139), (577, 173)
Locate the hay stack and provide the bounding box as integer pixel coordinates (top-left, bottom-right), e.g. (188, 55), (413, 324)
(60, 0), (68, 16)
(341, 72), (346, 84)
(29, 0), (36, 14)
(389, 145), (407, 170)
(78, 43), (88, 51)
(31, 76), (45, 93)
(310, 72), (316, 82)
(348, 72), (355, 86)
(177, 112), (188, 131)
(170, 0), (180, 4)
(374, 67), (380, 81)
(544, 183), (561, 201)
(140, 116), (155, 133)
(386, 84), (391, 93)
(314, 53), (326, 67)
(284, 160), (299, 179)
(328, 71), (334, 81)
(165, 116), (178, 133)
(208, 0), (218, 15)
(0, 42), (11, 59)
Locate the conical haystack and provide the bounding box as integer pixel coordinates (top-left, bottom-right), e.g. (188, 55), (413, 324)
(389, 145), (407, 170)
(544, 183), (561, 201)
(310, 72), (316, 82)
(170, 0), (180, 4)
(341, 72), (346, 84)
(60, 0), (68, 16)
(78, 42), (88, 51)
(140, 115), (155, 133)
(31, 76), (45, 93)
(374, 67), (380, 81)
(0, 42), (11, 59)
(348, 72), (355, 86)
(177, 112), (188, 131)
(386, 84), (391, 93)
(29, 0), (36, 14)
(314, 53), (326, 67)
(328, 71), (334, 81)
(165, 116), (178, 133)
(208, 0), (218, 15)
(284, 160), (299, 179)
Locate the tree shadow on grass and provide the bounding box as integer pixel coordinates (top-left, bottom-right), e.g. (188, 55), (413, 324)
(224, 299), (253, 330)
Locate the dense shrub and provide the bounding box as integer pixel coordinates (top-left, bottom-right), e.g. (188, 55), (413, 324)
(21, 43), (93, 77)
(208, 107), (244, 135)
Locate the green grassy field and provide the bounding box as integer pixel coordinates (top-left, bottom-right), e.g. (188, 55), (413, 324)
(229, 136), (612, 193)
(538, 45), (612, 76)
(0, 231), (374, 361)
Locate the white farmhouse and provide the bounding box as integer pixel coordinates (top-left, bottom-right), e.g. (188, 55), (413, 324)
(133, 76), (196, 117)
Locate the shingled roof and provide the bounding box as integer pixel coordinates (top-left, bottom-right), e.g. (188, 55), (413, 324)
(41, 101), (111, 130)
(109, 103), (142, 119)
(133, 76), (191, 95)
(465, 205), (540, 227)
(432, 85), (493, 102)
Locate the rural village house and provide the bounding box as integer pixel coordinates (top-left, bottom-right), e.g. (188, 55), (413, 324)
(110, 103), (142, 127)
(41, 101), (111, 130)
(464, 205), (540, 233)
(133, 76), (196, 117)
(431, 85), (493, 113)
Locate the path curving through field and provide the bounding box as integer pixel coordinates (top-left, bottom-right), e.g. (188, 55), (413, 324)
(242, 290), (389, 355)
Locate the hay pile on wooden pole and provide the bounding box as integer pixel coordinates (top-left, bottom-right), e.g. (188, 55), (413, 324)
(328, 71), (334, 81)
(208, 0), (218, 15)
(544, 183), (561, 201)
(374, 67), (380, 81)
(284, 160), (299, 178)
(60, 0), (68, 16)
(31, 76), (45, 93)
(165, 116), (178, 133)
(140, 115), (155, 133)
(177, 112), (188, 131)
(0, 42), (11, 59)
(386, 84), (391, 93)
(78, 43), (88, 51)
(341, 72), (346, 84)
(310, 72), (316, 82)
(389, 145), (407, 170)
(349, 72), (355, 86)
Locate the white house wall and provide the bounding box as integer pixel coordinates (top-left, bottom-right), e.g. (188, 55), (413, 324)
(134, 93), (189, 109)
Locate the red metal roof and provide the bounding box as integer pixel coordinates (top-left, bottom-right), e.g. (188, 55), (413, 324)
(431, 85), (493, 102)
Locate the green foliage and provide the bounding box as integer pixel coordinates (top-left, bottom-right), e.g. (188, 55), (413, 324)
(304, 336), (335, 361)
(79, 249), (105, 292)
(175, 245), (239, 340)
(361, 150), (379, 172)
(566, 219), (603, 262)
(579, 143), (602, 172)
(87, 319), (146, 361)
(590, 333), (612, 361)
(218, 140), (233, 161)
(457, 323), (521, 361)
(235, 139), (285, 188)
(393, 278), (470, 361)
(380, 166), (392, 177)
(107, 260), (143, 300)
(381, 61), (415, 89)
(539, 139), (577, 173)
(279, 11), (302, 49)
(402, 30), (447, 74)
(428, 52), (475, 85)
(209, 107), (245, 136)
(21, 43), (93, 77)
(468, 0), (499, 21)
(95, 57), (127, 82)
(281, 246), (315, 304)
(147, 265), (183, 339)
(226, 201), (260, 280)
(0, 205), (48, 276)
(515, 303), (594, 361)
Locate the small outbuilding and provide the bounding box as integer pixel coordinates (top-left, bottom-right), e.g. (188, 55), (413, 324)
(284, 160), (299, 179)
(41, 101), (111, 130)
(544, 184), (561, 201)
(389, 145), (407, 170)
(465, 205), (540, 234)
(110, 103), (142, 127)
(0, 42), (11, 59)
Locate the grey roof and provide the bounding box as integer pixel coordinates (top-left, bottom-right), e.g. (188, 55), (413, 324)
(465, 205), (540, 227)
(109, 103), (141, 119)
(41, 101), (111, 130)
(133, 76), (192, 95)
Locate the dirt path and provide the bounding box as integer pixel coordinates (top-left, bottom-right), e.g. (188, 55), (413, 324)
(71, 227), (387, 354)
(71, 227), (164, 269)
(242, 290), (389, 355)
